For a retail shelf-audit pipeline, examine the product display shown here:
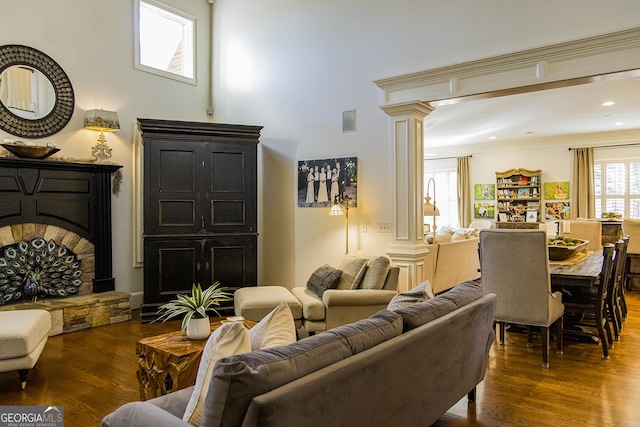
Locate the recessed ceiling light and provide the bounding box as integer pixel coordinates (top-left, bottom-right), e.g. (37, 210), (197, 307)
(615, 122), (624, 126)
(602, 101), (615, 106)
(489, 136), (497, 140)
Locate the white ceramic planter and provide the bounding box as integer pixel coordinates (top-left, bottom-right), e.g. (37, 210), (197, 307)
(186, 316), (211, 340)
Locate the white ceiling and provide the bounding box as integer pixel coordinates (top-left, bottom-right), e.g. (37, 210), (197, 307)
(422, 75), (640, 150)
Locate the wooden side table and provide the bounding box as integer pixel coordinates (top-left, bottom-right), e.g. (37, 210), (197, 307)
(136, 318), (255, 400)
(495, 222), (540, 229)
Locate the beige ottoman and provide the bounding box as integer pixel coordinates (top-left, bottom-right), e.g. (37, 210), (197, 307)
(234, 286), (303, 328)
(0, 309), (52, 389)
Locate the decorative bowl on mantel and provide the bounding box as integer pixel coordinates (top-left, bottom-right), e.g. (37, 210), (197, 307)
(548, 237), (589, 261)
(1, 143), (60, 159)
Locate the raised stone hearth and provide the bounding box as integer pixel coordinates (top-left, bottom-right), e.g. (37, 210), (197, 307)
(0, 291), (131, 336)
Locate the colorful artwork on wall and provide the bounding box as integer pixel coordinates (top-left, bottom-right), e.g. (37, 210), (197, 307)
(544, 181), (569, 200)
(474, 202), (495, 219)
(545, 201), (571, 220)
(474, 184), (495, 200)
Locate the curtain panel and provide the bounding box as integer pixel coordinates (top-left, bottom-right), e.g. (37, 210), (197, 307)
(457, 156), (472, 227)
(572, 147), (595, 219)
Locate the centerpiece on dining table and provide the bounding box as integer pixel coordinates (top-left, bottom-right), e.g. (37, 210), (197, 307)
(547, 235), (590, 261)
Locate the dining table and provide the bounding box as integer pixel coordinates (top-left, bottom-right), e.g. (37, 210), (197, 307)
(549, 250), (603, 344)
(550, 250), (603, 288)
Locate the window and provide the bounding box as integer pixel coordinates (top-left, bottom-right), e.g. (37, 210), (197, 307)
(134, 0), (196, 84)
(595, 159), (640, 219)
(425, 160), (458, 229)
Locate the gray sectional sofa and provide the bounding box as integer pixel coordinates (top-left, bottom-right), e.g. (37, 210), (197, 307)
(102, 281), (496, 427)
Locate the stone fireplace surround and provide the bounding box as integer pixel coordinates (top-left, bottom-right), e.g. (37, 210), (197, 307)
(0, 223), (131, 335)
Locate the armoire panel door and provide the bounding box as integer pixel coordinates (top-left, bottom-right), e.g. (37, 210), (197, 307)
(144, 139), (203, 235)
(143, 239), (200, 305)
(203, 236), (257, 293)
(203, 144), (256, 234)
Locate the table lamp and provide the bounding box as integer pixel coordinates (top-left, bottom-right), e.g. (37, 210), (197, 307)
(84, 109), (120, 160)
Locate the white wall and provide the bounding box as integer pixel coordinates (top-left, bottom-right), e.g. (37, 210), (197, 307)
(3, 1), (640, 300)
(211, 0), (640, 286)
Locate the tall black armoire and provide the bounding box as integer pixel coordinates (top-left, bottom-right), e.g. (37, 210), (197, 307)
(138, 119), (261, 322)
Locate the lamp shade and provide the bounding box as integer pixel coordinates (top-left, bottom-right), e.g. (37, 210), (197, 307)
(84, 109), (120, 132)
(329, 202), (344, 216)
(423, 196), (440, 216)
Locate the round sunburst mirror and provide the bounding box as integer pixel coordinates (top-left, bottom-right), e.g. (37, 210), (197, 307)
(0, 45), (74, 138)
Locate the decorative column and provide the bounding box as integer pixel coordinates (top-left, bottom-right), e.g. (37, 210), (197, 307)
(380, 101), (434, 292)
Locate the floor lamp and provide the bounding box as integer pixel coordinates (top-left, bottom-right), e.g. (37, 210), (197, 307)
(424, 177), (440, 240)
(329, 194), (352, 255)
(424, 178), (440, 290)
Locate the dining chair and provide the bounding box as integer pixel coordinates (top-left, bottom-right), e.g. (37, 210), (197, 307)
(606, 238), (628, 339)
(563, 244), (615, 359)
(618, 237), (630, 319)
(478, 229), (564, 368)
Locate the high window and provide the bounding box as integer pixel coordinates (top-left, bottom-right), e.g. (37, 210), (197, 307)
(134, 0), (196, 84)
(594, 159), (640, 219)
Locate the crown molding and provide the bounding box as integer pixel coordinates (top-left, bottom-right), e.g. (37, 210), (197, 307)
(374, 27), (640, 105)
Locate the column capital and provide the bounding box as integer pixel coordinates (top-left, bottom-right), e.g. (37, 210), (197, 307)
(386, 240), (430, 261)
(380, 101), (434, 119)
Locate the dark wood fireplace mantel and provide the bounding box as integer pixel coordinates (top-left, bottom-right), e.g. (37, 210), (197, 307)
(0, 157), (121, 292)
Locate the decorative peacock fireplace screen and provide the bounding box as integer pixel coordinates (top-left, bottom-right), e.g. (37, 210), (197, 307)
(0, 237), (83, 304)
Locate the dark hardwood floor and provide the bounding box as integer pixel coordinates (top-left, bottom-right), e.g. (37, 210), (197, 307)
(2, 292), (640, 426)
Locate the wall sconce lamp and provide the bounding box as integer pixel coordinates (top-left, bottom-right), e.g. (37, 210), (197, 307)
(329, 194), (352, 255)
(424, 177), (440, 239)
(84, 109), (120, 161)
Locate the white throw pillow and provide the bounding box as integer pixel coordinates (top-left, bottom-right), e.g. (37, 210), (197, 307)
(249, 301), (297, 351)
(183, 321), (251, 426)
(387, 280), (435, 311)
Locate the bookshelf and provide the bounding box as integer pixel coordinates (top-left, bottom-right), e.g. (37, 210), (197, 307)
(495, 168), (542, 229)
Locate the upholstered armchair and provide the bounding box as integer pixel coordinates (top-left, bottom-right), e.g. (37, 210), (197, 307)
(291, 256), (399, 333)
(478, 229), (564, 368)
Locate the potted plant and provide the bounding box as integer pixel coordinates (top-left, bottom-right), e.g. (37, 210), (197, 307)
(154, 282), (233, 340)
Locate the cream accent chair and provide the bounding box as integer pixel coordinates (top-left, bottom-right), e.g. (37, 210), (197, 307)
(622, 218), (640, 293)
(469, 220), (493, 230)
(425, 238), (480, 294)
(291, 255), (399, 333)
(479, 229), (564, 368)
(567, 219), (602, 251)
(623, 218), (640, 254)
